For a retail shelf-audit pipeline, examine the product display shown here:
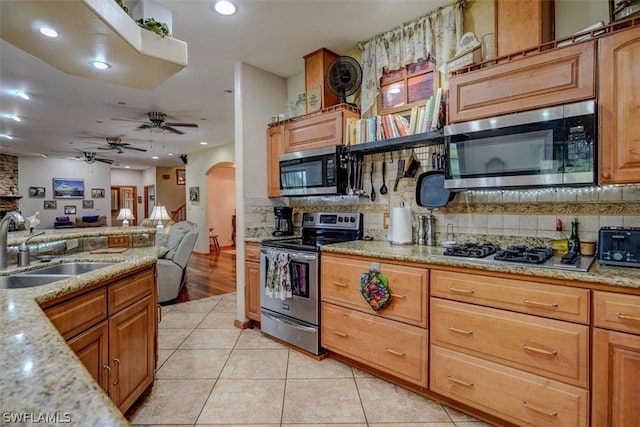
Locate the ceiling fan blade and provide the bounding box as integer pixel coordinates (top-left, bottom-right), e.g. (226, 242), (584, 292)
(163, 125), (185, 135)
(97, 146), (114, 150)
(113, 117), (147, 124)
(122, 145), (147, 152)
(165, 122), (199, 128)
(96, 158), (114, 164)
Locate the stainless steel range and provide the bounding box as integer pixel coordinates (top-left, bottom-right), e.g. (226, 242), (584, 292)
(443, 243), (595, 272)
(260, 212), (362, 355)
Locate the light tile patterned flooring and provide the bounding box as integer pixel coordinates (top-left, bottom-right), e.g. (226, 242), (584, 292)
(129, 293), (494, 427)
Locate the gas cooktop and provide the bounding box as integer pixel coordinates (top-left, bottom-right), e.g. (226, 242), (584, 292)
(442, 243), (595, 272)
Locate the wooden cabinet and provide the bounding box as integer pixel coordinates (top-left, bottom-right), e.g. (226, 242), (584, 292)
(244, 243), (261, 322)
(283, 108), (359, 153)
(303, 48), (340, 112)
(267, 125), (284, 198)
(495, 0), (554, 57)
(320, 254), (429, 387)
(598, 25), (640, 184)
(43, 264), (157, 414)
(592, 290), (640, 426)
(449, 40), (595, 123)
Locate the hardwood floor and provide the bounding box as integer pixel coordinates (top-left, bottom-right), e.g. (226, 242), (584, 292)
(176, 249), (237, 303)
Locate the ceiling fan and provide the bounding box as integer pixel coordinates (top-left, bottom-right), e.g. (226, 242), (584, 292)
(78, 151), (113, 164)
(93, 137), (147, 153)
(113, 111), (199, 135)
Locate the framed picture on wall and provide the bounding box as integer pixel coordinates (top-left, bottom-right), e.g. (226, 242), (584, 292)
(44, 200), (57, 210)
(189, 186), (200, 202)
(176, 169), (186, 185)
(64, 205), (77, 215)
(53, 178), (84, 198)
(29, 186), (46, 197)
(82, 200), (94, 209)
(91, 188), (105, 198)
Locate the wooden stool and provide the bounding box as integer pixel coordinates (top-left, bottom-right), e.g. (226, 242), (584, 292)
(209, 228), (220, 253)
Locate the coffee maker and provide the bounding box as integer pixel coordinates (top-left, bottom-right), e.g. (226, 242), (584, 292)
(273, 207), (294, 236)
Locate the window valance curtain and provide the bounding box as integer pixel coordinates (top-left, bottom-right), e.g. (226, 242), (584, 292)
(359, 1), (464, 116)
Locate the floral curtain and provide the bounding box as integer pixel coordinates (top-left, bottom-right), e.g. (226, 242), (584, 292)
(359, 1), (464, 116)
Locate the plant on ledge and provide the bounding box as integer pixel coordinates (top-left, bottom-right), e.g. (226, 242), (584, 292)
(136, 17), (171, 38)
(115, 0), (129, 14)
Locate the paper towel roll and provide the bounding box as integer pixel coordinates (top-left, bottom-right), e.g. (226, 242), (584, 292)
(388, 206), (413, 245)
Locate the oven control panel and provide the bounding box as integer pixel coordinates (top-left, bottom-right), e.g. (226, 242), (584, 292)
(302, 212), (361, 230)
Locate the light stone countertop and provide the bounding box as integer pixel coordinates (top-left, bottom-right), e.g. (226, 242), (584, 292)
(321, 240), (640, 290)
(0, 246), (158, 427)
(6, 226), (156, 247)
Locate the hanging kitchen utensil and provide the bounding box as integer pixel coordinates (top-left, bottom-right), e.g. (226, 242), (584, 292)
(347, 153), (354, 196)
(415, 170), (454, 208)
(380, 153), (388, 195)
(394, 159), (405, 191)
(370, 161), (376, 201)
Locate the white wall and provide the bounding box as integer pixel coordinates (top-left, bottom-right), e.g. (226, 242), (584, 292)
(235, 62), (288, 322)
(184, 143), (235, 253)
(555, 0), (609, 38)
(18, 157), (111, 229)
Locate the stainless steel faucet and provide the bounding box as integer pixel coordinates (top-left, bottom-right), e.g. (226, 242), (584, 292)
(18, 231), (45, 267)
(0, 212), (25, 270)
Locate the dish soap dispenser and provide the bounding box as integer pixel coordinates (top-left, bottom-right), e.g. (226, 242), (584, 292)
(550, 218), (569, 256)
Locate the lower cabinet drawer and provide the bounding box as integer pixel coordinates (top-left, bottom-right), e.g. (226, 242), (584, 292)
(430, 298), (589, 387)
(430, 345), (589, 427)
(593, 290), (640, 335)
(45, 288), (108, 340)
(109, 267), (154, 314)
(321, 303), (428, 387)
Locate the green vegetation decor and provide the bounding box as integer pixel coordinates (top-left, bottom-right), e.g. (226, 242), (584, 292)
(113, 0), (171, 38)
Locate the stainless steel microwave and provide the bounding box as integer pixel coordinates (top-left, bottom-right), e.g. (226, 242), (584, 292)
(444, 100), (596, 190)
(279, 145), (347, 196)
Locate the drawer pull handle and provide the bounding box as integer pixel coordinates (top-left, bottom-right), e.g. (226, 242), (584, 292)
(522, 400), (558, 417)
(390, 293), (407, 300)
(522, 298), (558, 309)
(522, 343), (558, 357)
(332, 330), (349, 338)
(447, 375), (474, 387)
(447, 326), (473, 336)
(384, 347), (406, 357)
(616, 312), (640, 322)
(112, 358), (121, 386)
(332, 281), (349, 288)
(448, 286), (475, 295)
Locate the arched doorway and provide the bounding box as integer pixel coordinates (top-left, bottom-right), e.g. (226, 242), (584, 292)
(206, 162), (236, 252)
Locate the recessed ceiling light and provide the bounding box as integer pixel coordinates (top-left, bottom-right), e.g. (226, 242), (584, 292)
(39, 27), (59, 38)
(168, 152), (174, 156)
(214, 0), (236, 15)
(8, 114), (21, 122)
(90, 60), (111, 70)
(0, 134), (13, 140)
(124, 165), (131, 169)
(200, 141), (208, 145)
(15, 91), (31, 100)
(152, 156), (159, 159)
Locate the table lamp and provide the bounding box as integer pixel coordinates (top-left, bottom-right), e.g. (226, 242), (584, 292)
(149, 205), (171, 231)
(117, 208), (135, 227)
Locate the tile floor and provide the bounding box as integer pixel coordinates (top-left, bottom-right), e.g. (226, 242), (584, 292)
(128, 293), (494, 427)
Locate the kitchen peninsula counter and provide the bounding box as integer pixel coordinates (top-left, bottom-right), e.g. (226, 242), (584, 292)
(321, 240), (640, 291)
(0, 245), (158, 426)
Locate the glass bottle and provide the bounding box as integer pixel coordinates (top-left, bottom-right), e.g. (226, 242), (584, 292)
(295, 93), (306, 116)
(568, 218), (581, 254)
(550, 218), (569, 256)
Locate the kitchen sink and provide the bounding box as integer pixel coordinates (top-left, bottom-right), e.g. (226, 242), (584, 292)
(22, 262), (115, 276)
(0, 274), (67, 289)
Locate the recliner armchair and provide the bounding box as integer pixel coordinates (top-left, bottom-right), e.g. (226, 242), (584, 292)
(155, 221), (198, 303)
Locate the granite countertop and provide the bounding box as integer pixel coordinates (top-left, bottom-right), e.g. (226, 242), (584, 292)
(7, 226), (155, 247)
(0, 246), (158, 426)
(321, 240), (640, 290)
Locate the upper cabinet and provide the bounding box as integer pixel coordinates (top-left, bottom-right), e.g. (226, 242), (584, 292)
(495, 0), (555, 57)
(283, 106), (359, 153)
(598, 25), (640, 185)
(449, 40), (596, 123)
(267, 125), (284, 198)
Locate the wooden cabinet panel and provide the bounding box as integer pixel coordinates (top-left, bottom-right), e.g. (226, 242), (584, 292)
(245, 261), (261, 322)
(431, 345), (588, 427)
(495, 0), (554, 57)
(592, 328), (640, 426)
(322, 303), (428, 387)
(108, 235), (130, 248)
(45, 288), (108, 340)
(108, 268), (154, 314)
(431, 270), (589, 323)
(598, 26), (640, 184)
(283, 109), (359, 153)
(245, 242), (261, 262)
(322, 255), (428, 327)
(594, 291), (640, 335)
(267, 125), (284, 198)
(431, 298), (589, 387)
(304, 48), (340, 112)
(449, 41), (595, 123)
(68, 320), (109, 392)
(108, 295), (155, 413)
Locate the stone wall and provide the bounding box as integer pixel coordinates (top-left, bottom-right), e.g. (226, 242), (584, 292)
(0, 154), (19, 212)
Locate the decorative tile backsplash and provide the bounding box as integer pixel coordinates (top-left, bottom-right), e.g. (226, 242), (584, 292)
(246, 155), (640, 246)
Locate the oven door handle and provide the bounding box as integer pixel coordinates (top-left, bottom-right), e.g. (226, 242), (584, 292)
(260, 247), (317, 262)
(261, 310), (317, 332)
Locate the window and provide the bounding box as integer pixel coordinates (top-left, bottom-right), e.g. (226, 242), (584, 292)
(379, 58), (438, 114)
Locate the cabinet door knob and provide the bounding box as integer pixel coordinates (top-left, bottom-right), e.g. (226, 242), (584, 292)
(602, 171), (611, 180)
(112, 358), (121, 386)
